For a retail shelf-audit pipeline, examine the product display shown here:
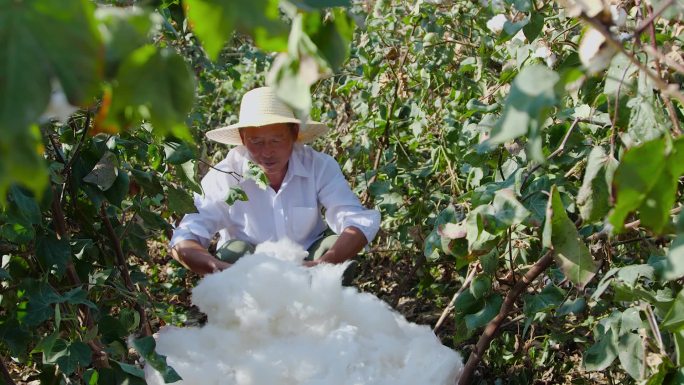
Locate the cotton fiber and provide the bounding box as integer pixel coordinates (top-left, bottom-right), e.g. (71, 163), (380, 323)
(146, 238), (463, 385)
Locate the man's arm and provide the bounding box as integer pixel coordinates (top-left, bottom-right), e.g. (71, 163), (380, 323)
(304, 226), (367, 266)
(171, 239), (231, 275)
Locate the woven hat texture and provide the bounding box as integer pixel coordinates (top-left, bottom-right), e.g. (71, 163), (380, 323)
(206, 87), (329, 145)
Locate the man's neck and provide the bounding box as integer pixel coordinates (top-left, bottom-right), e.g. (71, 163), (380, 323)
(267, 162), (289, 192)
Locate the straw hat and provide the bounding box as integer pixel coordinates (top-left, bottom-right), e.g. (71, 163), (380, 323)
(206, 87), (329, 145)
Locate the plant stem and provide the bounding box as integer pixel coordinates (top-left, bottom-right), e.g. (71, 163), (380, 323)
(457, 250), (555, 385)
(100, 204), (153, 336)
(634, 0), (674, 36)
(644, 5), (682, 136)
(521, 118), (579, 191)
(434, 263), (478, 333)
(642, 301), (665, 356)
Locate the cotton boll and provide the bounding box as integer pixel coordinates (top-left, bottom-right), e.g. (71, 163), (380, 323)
(579, 27), (618, 74)
(532, 45), (558, 67)
(253, 238), (308, 262)
(486, 14), (507, 33)
(610, 5), (627, 27)
(511, 29), (527, 43)
(147, 238), (463, 385)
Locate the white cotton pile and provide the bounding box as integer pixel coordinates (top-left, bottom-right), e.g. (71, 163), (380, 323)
(145, 239), (463, 385)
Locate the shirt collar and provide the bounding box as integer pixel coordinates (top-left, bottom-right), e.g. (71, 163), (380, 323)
(237, 144), (310, 183)
(287, 144), (310, 178)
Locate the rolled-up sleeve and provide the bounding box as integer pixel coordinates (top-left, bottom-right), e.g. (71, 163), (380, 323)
(317, 155), (381, 244)
(169, 169), (231, 248)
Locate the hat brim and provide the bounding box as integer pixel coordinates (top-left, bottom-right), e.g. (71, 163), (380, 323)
(206, 117), (329, 145)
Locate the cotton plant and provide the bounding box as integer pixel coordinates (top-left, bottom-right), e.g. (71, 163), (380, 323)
(145, 239), (464, 385)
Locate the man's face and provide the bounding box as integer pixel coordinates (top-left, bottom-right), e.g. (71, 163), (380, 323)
(240, 123), (298, 180)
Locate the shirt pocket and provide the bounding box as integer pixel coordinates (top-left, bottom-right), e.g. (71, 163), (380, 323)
(289, 206), (320, 241)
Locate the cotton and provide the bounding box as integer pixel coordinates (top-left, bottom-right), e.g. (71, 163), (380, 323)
(146, 239), (463, 385)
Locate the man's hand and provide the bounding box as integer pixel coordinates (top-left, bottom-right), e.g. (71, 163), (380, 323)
(171, 240), (232, 275)
(302, 259), (322, 267)
(302, 228), (367, 267)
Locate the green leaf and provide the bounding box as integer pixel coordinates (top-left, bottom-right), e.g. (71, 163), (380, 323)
(114, 361), (145, 378)
(131, 168), (164, 196)
(557, 297), (586, 316)
(522, 13), (544, 41)
(103, 170), (130, 208)
(291, 0), (351, 8)
(0, 320), (31, 357)
(610, 137), (684, 233)
(523, 284), (565, 316)
(604, 53), (637, 97)
(83, 152), (119, 191)
(543, 185), (598, 288)
(96, 6), (155, 78)
(674, 329), (684, 366)
(7, 186), (41, 225)
(584, 330), (618, 371)
(106, 45), (195, 140)
(464, 294), (502, 331)
(618, 332), (645, 380)
(489, 188), (530, 230)
(0, 0), (102, 131)
(36, 234), (71, 278)
(131, 336), (182, 383)
(167, 185), (197, 215)
(245, 161), (269, 190)
(469, 275), (492, 300)
(583, 320), (619, 371)
(0, 127), (50, 203)
(576, 146), (617, 222)
(62, 287), (97, 309)
(651, 213), (684, 281)
(183, 0), (288, 60)
(662, 289), (684, 332)
(303, 9), (355, 71)
(45, 339), (92, 375)
(24, 282), (63, 326)
(479, 64), (560, 163)
(623, 70), (668, 148)
(225, 186), (248, 206)
(465, 98), (499, 113)
(164, 140), (196, 165)
(454, 290), (483, 315)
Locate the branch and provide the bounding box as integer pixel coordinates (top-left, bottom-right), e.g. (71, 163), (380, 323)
(634, 0), (674, 36)
(457, 250), (555, 385)
(521, 118), (580, 191)
(100, 204), (153, 336)
(586, 205), (683, 242)
(434, 263), (478, 333)
(363, 24), (417, 206)
(644, 5), (682, 136)
(581, 15), (684, 105)
(624, 205), (683, 230)
(63, 112), (91, 178)
(195, 158), (242, 182)
(49, 184), (110, 367)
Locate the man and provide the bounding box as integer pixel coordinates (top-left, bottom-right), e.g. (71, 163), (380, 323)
(170, 87), (381, 276)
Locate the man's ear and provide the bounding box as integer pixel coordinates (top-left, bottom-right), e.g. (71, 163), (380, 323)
(291, 124), (300, 140)
(238, 128), (246, 144)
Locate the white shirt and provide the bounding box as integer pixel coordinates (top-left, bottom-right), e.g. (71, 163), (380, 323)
(170, 144), (381, 250)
